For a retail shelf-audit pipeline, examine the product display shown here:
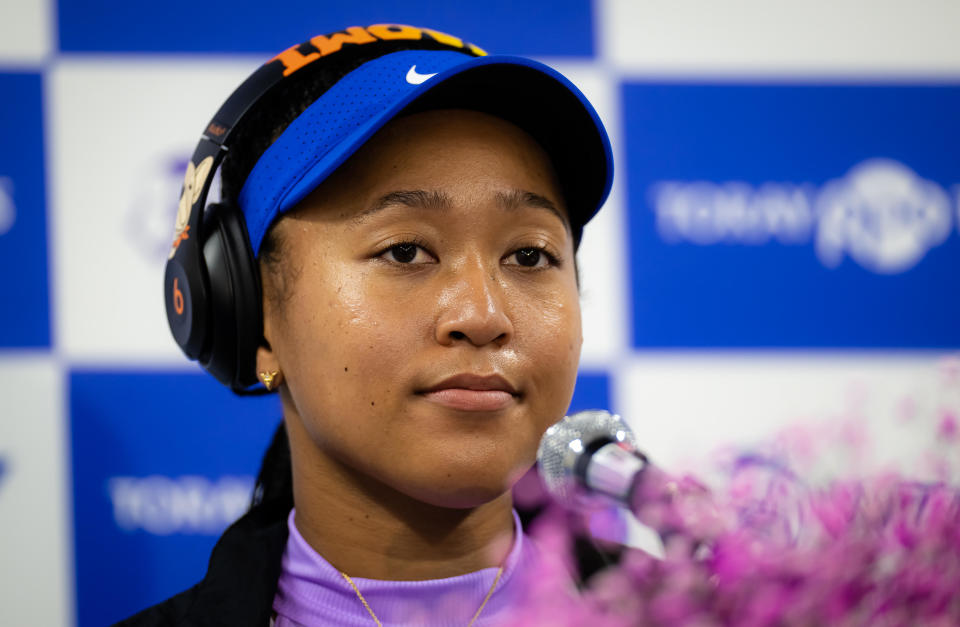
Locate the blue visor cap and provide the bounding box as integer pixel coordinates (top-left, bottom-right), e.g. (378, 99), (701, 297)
(239, 49), (613, 256)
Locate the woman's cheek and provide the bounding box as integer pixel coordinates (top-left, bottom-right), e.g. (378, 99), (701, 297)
(323, 291), (424, 399)
(521, 296), (581, 408)
(526, 290), (581, 355)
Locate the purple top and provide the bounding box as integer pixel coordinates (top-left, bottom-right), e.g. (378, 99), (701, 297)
(273, 509), (535, 626)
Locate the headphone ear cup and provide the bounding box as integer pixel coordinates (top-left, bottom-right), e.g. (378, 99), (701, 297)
(200, 202), (263, 390)
(164, 236), (210, 362)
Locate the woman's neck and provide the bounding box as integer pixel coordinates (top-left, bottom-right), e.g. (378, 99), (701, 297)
(288, 429), (516, 581)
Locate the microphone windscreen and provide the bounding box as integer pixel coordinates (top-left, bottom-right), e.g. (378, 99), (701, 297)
(537, 410), (638, 508)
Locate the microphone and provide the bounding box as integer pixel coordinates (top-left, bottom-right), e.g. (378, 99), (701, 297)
(537, 410), (723, 545)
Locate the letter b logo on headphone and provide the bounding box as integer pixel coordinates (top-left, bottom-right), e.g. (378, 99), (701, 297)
(172, 278), (185, 316)
(164, 259), (197, 354)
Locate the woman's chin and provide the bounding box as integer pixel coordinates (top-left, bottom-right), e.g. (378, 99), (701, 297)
(408, 485), (510, 510)
(397, 461), (535, 510)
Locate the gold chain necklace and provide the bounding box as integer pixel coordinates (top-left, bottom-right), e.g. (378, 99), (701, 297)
(339, 565), (504, 627)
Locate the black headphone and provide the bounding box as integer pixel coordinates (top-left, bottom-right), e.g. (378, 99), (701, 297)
(163, 27), (484, 392)
(162, 56), (282, 392)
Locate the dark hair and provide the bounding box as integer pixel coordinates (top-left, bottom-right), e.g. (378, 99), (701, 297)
(251, 422), (293, 509)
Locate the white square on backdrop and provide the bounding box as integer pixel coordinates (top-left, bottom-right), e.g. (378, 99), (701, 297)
(0, 355), (70, 627)
(614, 351), (953, 480)
(49, 57), (260, 363)
(0, 0), (51, 64)
(600, 0), (960, 77)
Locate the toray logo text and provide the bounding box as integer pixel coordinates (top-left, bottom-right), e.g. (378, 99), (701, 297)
(650, 159), (957, 274)
(109, 475), (253, 535)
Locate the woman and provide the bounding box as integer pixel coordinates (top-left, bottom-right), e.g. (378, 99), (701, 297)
(128, 23), (613, 626)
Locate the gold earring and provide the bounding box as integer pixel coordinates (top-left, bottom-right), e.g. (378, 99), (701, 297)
(259, 370), (281, 391)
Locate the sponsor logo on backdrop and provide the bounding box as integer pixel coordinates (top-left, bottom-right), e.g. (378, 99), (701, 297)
(125, 153), (211, 262)
(0, 177), (15, 236)
(108, 474), (253, 535)
(650, 159), (958, 274)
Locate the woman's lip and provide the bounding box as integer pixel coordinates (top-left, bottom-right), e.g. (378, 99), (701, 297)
(421, 389), (515, 411)
(418, 374), (519, 411)
(422, 374), (518, 395)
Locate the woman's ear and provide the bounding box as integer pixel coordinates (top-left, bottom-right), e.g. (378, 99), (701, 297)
(256, 284), (283, 390)
(256, 342), (279, 376)
(256, 342), (283, 391)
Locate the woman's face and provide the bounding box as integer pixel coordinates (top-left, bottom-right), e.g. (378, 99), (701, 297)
(259, 109), (582, 508)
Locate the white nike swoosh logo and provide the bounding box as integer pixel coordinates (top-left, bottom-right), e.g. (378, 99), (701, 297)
(406, 65), (438, 85)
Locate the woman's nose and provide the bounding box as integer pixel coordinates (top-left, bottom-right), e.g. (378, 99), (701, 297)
(435, 263), (513, 347)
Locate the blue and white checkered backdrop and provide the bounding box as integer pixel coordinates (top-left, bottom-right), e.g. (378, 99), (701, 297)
(2, 1), (958, 624)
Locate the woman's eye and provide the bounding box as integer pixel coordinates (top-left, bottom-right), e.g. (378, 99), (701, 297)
(382, 243), (433, 264)
(507, 247), (551, 268)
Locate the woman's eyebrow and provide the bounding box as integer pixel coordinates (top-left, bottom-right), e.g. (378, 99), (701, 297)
(495, 189), (570, 232)
(354, 190), (450, 223)
(354, 188), (568, 230)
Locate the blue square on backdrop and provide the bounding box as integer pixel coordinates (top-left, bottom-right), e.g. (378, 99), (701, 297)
(70, 370), (283, 627)
(623, 83), (960, 348)
(570, 370), (611, 414)
(0, 73), (49, 348)
(58, 0), (594, 57)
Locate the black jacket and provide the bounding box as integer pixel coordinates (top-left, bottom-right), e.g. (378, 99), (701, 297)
(116, 496), (291, 627)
